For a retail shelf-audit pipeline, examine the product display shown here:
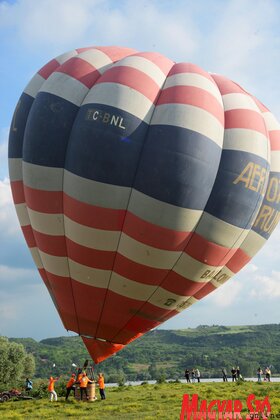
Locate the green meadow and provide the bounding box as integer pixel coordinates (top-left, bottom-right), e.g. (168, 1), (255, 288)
(1, 381), (280, 419)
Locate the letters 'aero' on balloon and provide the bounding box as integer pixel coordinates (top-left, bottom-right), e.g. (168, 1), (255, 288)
(8, 46), (280, 363)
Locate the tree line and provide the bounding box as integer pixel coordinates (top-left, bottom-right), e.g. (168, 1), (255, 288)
(3, 324), (280, 386)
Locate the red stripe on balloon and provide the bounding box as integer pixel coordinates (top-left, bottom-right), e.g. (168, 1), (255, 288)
(72, 280), (107, 337)
(193, 281), (217, 299)
(269, 131), (280, 151)
(123, 212), (192, 251)
(66, 237), (115, 270)
(32, 230), (67, 256)
(95, 66), (161, 102)
(114, 253), (168, 285)
(158, 86), (224, 124)
(225, 109), (267, 135)
(160, 270), (208, 296)
(64, 193), (126, 231)
(211, 74), (245, 95)
(24, 184), (62, 213)
(10, 180), (25, 204)
(169, 62), (214, 81)
(185, 233), (237, 267)
(22, 225), (36, 248)
(94, 46), (137, 62)
(57, 57), (101, 88)
(38, 59), (61, 79)
(44, 270), (80, 332)
(226, 248), (251, 273)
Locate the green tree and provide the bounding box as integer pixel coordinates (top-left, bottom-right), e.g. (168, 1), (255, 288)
(0, 337), (35, 388)
(22, 353), (36, 379)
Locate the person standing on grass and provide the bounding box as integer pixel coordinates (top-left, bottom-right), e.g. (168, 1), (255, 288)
(236, 366), (241, 380)
(184, 369), (190, 383)
(231, 367), (237, 382)
(191, 369), (196, 383)
(48, 376), (59, 401)
(25, 378), (33, 393)
(195, 369), (201, 383)
(222, 368), (228, 382)
(65, 373), (76, 400)
(265, 367), (271, 382)
(79, 372), (93, 401)
(98, 373), (106, 400)
(257, 367), (263, 382)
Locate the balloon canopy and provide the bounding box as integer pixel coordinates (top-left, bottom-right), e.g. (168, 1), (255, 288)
(8, 46), (280, 363)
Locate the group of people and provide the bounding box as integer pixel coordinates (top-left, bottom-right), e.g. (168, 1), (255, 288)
(257, 366), (271, 382)
(184, 368), (201, 383)
(221, 366), (242, 382)
(48, 372), (106, 402)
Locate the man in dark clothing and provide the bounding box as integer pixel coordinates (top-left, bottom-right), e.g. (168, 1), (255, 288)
(231, 367), (237, 382)
(184, 369), (191, 383)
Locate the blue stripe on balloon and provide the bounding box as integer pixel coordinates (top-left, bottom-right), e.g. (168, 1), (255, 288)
(65, 103), (149, 186)
(8, 93), (34, 158)
(252, 171), (280, 239)
(23, 92), (79, 167)
(205, 150), (270, 229)
(134, 124), (222, 210)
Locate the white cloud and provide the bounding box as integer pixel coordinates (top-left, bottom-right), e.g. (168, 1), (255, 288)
(250, 271), (280, 299)
(0, 299), (18, 321)
(241, 263), (259, 274)
(255, 224), (280, 264)
(0, 264), (36, 285)
(0, 0), (98, 48)
(0, 0), (199, 60)
(0, 178), (20, 237)
(0, 127), (8, 179)
(205, 279), (243, 308)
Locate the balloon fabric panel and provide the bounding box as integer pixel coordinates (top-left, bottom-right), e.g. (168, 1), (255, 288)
(8, 46), (280, 363)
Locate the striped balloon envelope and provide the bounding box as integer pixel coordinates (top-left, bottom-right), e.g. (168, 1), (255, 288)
(8, 46), (280, 363)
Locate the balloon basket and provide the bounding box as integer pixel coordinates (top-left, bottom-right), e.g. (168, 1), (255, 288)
(74, 383), (97, 402)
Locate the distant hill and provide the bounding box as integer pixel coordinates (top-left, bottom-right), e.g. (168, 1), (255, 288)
(9, 324), (280, 381)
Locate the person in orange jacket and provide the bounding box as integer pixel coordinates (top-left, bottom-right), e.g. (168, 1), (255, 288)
(97, 373), (106, 400)
(48, 376), (59, 401)
(79, 372), (93, 401)
(65, 373), (76, 400)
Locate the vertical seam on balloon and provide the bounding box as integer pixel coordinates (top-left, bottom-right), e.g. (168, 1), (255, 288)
(94, 56), (175, 340)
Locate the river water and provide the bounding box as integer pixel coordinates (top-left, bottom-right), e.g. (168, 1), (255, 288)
(106, 377), (280, 387)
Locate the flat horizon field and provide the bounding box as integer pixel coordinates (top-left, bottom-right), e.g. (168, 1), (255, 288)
(1, 381), (279, 419)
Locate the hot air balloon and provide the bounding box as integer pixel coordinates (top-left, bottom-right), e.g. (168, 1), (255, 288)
(8, 46), (280, 364)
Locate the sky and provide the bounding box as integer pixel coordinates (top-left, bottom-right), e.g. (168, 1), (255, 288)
(0, 0), (280, 341)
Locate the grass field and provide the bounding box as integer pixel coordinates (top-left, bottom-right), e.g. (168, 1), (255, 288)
(1, 381), (279, 419)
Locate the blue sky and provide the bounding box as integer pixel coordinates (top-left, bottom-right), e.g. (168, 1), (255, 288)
(0, 0), (280, 340)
